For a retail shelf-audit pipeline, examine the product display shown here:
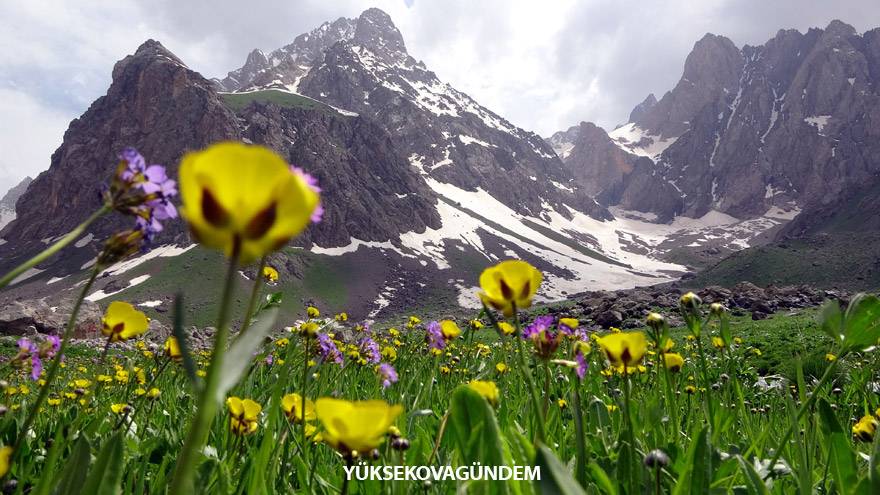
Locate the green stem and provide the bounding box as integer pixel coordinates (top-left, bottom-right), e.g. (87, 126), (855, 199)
(168, 251), (240, 494)
(301, 336), (310, 454)
(0, 205), (110, 289)
(759, 358), (840, 479)
(571, 371), (587, 488)
(512, 307), (546, 443)
(11, 266), (101, 459)
(694, 334), (715, 427)
(237, 256), (266, 339)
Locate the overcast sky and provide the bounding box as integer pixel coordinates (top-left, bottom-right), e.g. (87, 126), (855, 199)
(2, 0), (878, 193)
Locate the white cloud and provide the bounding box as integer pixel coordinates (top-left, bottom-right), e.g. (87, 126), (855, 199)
(1, 0), (880, 194)
(0, 88), (71, 192)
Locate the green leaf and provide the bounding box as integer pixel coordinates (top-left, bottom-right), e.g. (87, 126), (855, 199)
(449, 385), (508, 494)
(215, 307), (280, 403)
(34, 429), (65, 495)
(818, 399), (860, 494)
(719, 312), (732, 347)
(172, 293), (200, 389)
(673, 426), (712, 495)
(586, 462), (617, 495)
(842, 294), (880, 351)
(870, 434), (880, 493)
(52, 435), (92, 495)
(52, 436), (91, 495)
(80, 432), (124, 495)
(534, 444), (587, 495)
(818, 299), (845, 341)
(735, 456), (770, 495)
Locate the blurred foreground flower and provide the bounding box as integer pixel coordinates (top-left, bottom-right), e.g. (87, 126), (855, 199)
(597, 332), (648, 369)
(478, 260), (542, 316)
(178, 142), (319, 263)
(315, 398), (402, 455)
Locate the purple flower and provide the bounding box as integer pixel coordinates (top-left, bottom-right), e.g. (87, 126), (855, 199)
(265, 353), (274, 366)
(311, 203), (324, 223)
(119, 148), (146, 181)
(426, 321), (445, 351)
(291, 166), (322, 193)
(316, 333), (343, 365)
(291, 165), (323, 224)
(31, 354), (43, 381)
(378, 363), (398, 388)
(360, 337), (381, 365)
(575, 351), (588, 380)
(523, 315), (555, 339)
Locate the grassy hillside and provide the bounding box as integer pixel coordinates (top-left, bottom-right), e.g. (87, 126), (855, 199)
(688, 232), (880, 291)
(220, 90), (337, 114)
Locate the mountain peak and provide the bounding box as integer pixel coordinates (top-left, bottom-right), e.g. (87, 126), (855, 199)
(133, 39), (183, 63)
(824, 19), (857, 37)
(628, 93), (657, 123)
(354, 7), (407, 59)
(681, 32), (742, 90)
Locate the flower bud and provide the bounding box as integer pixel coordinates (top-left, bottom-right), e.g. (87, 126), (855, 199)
(643, 449), (670, 469)
(646, 312), (665, 330)
(679, 292), (702, 309)
(709, 302), (725, 316)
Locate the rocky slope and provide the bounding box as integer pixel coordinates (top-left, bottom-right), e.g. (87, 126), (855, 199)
(0, 10), (843, 322)
(554, 20), (880, 227)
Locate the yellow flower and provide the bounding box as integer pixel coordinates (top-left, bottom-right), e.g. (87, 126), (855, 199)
(825, 353), (837, 362)
(498, 322), (515, 336)
(685, 384), (697, 395)
(275, 337), (289, 348)
(606, 404), (618, 412)
(178, 142), (319, 263)
(101, 301), (149, 342)
(712, 337), (726, 349)
(407, 316), (421, 328)
(335, 312), (348, 322)
(0, 446), (12, 478)
(574, 340), (591, 355)
(439, 365), (451, 374)
(470, 319), (484, 330)
(262, 266), (279, 283)
(114, 370), (129, 384)
(227, 397), (261, 435)
(307, 306), (320, 318)
(853, 415), (878, 442)
(381, 346), (397, 362)
(597, 332), (648, 368)
(664, 353), (684, 373)
(135, 388), (147, 396)
(299, 321), (319, 337)
(110, 403), (130, 415)
(477, 260), (542, 316)
(660, 337), (675, 353)
(440, 320), (461, 340)
(48, 397), (62, 406)
(680, 292), (701, 308)
(557, 399), (568, 409)
(281, 393), (315, 423)
(196, 370), (207, 378)
(97, 374), (112, 384)
(559, 318), (579, 330)
(147, 388), (161, 399)
(315, 398), (403, 454)
(467, 380), (500, 407)
(495, 362), (509, 374)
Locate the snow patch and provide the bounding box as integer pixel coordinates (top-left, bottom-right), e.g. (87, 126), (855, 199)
(85, 275), (151, 302)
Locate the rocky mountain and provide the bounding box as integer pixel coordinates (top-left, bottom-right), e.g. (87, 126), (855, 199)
(0, 9), (825, 321)
(554, 20), (880, 228)
(0, 176), (32, 231)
